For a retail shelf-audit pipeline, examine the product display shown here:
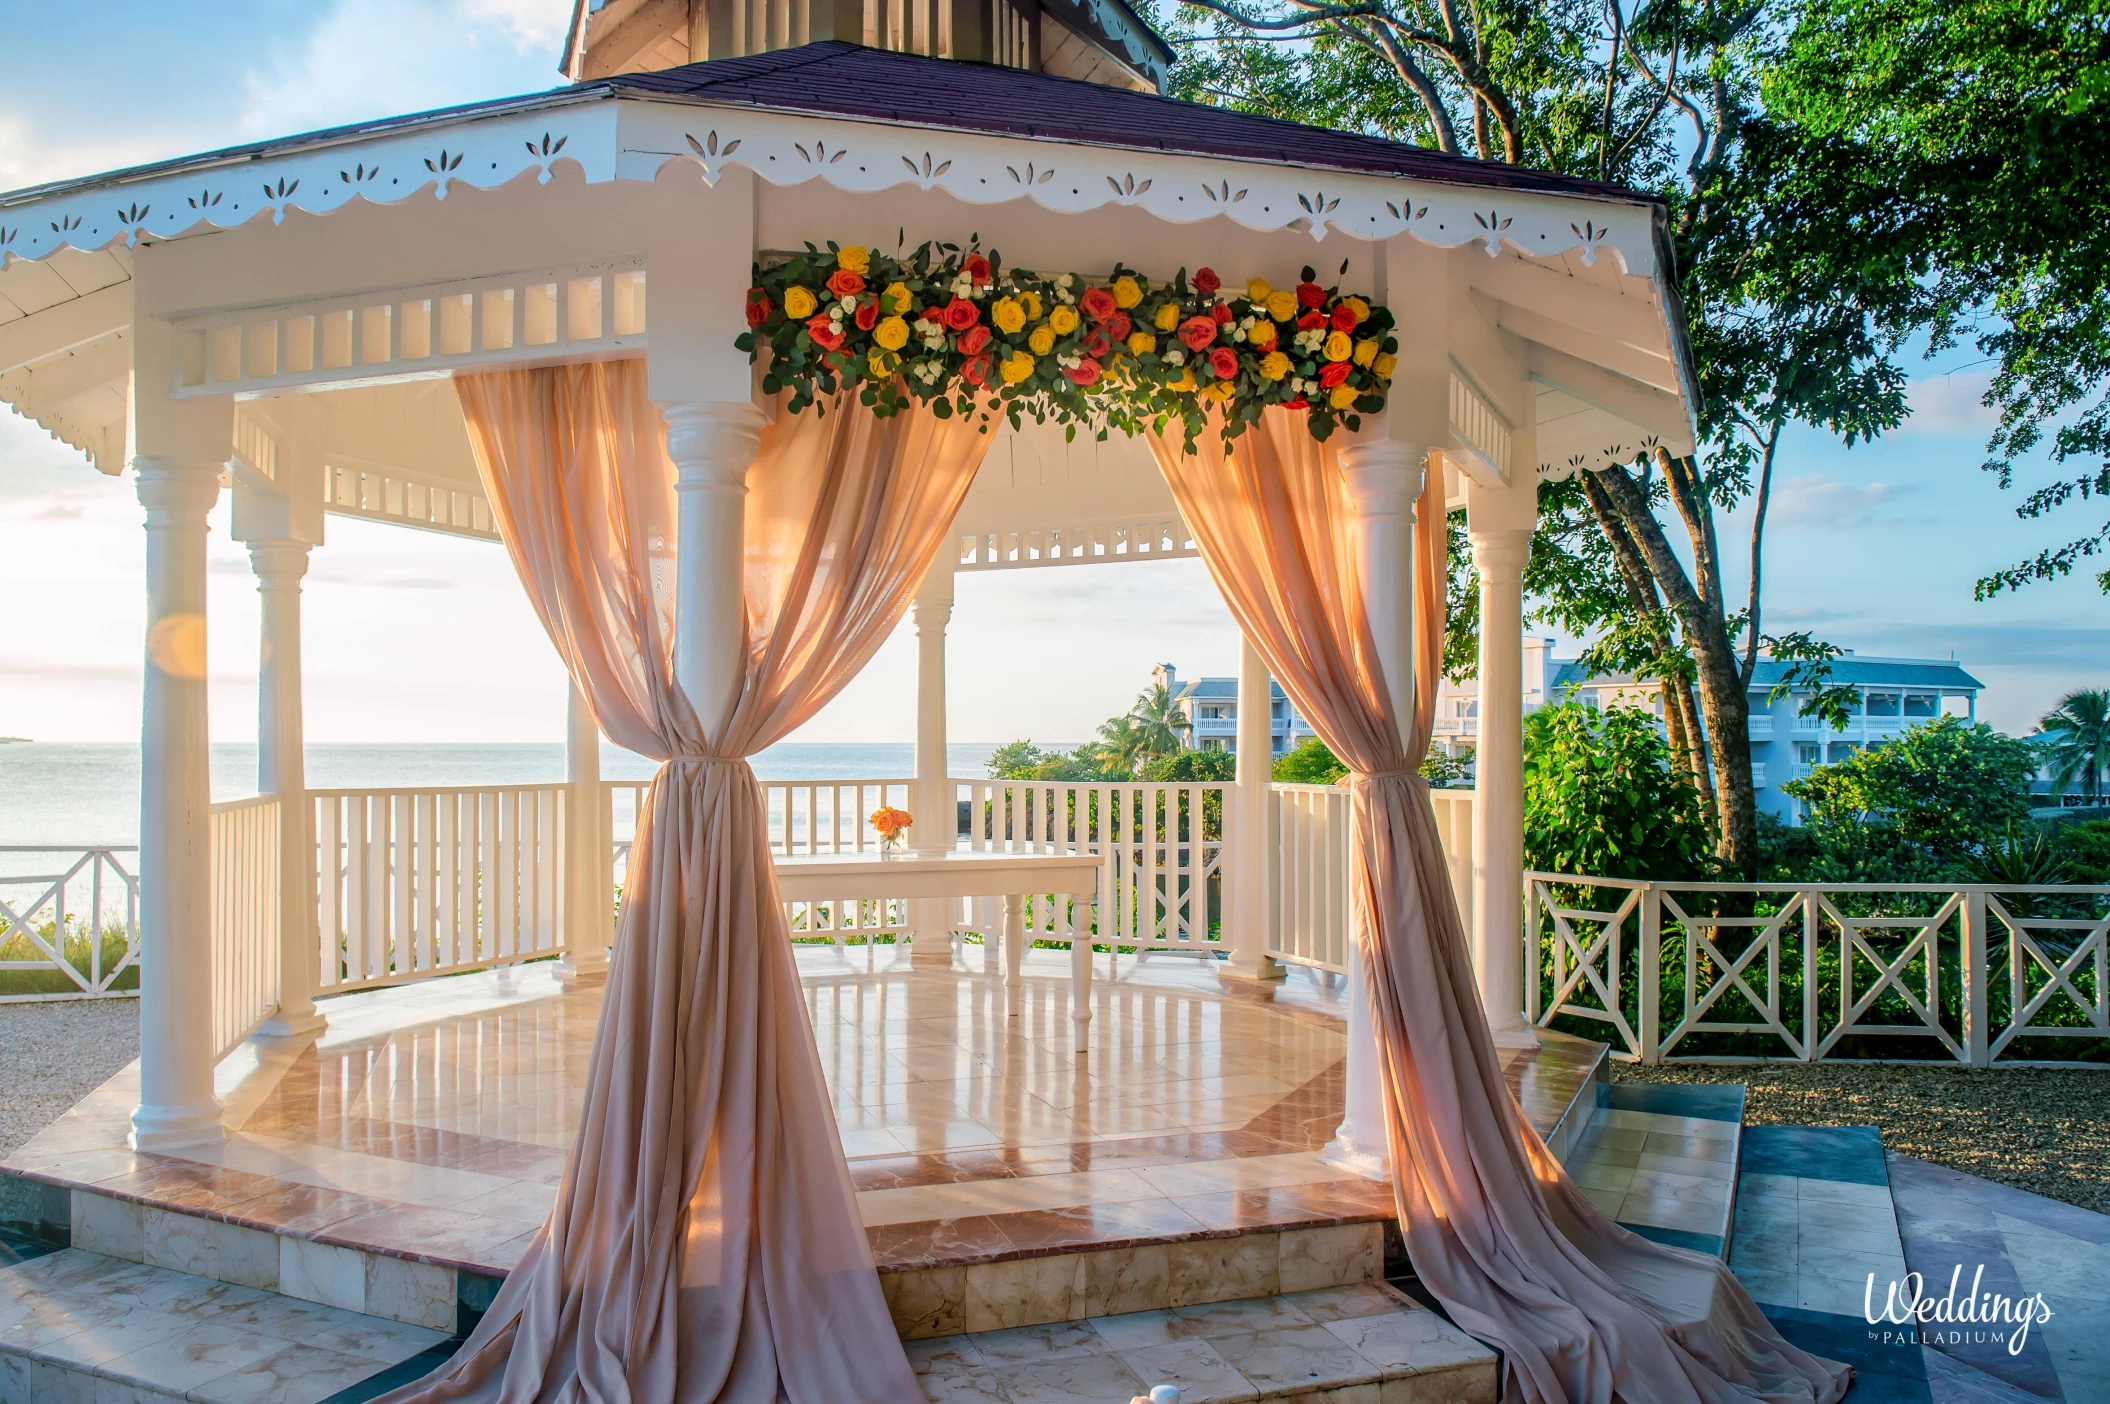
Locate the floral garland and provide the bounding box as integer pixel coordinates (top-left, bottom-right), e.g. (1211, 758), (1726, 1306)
(738, 240), (1400, 445)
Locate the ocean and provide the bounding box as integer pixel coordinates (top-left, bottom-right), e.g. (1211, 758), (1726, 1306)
(0, 742), (1011, 848)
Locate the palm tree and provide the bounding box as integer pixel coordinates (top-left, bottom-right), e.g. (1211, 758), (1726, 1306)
(1127, 684), (1192, 764)
(2038, 688), (2110, 804)
(1093, 716), (1147, 775)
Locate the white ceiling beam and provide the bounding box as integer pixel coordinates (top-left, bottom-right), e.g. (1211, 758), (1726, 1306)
(12, 332), (128, 407)
(1444, 282), (1527, 426)
(0, 282), (131, 376)
(1475, 290), (1679, 394)
(1518, 336), (1696, 457)
(1467, 257), (1666, 360)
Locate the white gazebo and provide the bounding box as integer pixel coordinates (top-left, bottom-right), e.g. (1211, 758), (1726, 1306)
(0, 15), (1724, 1401)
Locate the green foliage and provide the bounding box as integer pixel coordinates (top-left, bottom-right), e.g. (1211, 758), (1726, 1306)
(1137, 749), (1237, 784)
(984, 739), (1128, 782)
(1123, 683), (1193, 768)
(1420, 748), (1475, 788)
(2051, 820), (2110, 884)
(1274, 737), (1348, 784)
(1782, 715), (2039, 861)
(2038, 688), (2110, 803)
(0, 919), (137, 997)
(1522, 701), (1714, 881)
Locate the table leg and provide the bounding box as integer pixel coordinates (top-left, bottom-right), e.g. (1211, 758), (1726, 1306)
(1072, 879), (1097, 1039)
(1003, 893), (1024, 1017)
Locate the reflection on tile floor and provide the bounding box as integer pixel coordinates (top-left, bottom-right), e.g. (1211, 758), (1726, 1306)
(3, 944), (1605, 1279)
(1567, 1084), (1743, 1257)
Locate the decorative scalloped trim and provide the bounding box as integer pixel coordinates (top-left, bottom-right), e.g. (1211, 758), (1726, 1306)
(0, 98), (1657, 280)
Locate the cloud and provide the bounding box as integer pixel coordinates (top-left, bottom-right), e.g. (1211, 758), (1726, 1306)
(457, 0), (575, 50)
(34, 503), (84, 521)
(1903, 370), (1999, 437)
(0, 111), (197, 193)
(1863, 619), (2110, 671)
(1767, 474), (1925, 531)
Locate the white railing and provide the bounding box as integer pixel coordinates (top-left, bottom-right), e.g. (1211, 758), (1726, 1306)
(608, 777), (916, 953)
(0, 846), (139, 1002)
(210, 796), (281, 1058)
(1527, 873), (2110, 1066)
(1265, 784), (1474, 974)
(312, 785), (568, 994)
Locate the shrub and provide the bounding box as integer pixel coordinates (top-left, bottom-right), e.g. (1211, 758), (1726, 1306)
(1523, 700), (1713, 881)
(1783, 715), (2038, 863)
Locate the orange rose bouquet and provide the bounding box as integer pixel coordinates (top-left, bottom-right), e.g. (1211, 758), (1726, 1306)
(870, 805), (913, 855)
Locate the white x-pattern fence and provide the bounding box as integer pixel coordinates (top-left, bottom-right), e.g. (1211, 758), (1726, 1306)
(1528, 873), (2110, 1065)
(0, 846), (139, 1001)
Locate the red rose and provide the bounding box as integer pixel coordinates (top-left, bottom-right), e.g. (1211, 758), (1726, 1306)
(854, 297), (881, 332)
(943, 296), (980, 330)
(1330, 303), (1357, 332)
(1208, 346), (1239, 380)
(1079, 286), (1118, 322)
(1083, 328), (1112, 359)
(806, 315), (845, 350)
(1283, 396), (1309, 410)
(1193, 267), (1221, 295)
(826, 269), (866, 299)
(965, 253), (991, 285)
(1297, 310), (1327, 332)
(1212, 303), (1234, 325)
(961, 351), (994, 387)
(744, 290), (772, 327)
(1178, 316), (1218, 352)
(1319, 361), (1353, 389)
(958, 324), (992, 356)
(1064, 359), (1105, 386)
(1104, 312), (1132, 341)
(1296, 281), (1326, 308)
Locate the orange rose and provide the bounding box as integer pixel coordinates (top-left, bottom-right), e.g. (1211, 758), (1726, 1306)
(826, 268), (866, 299)
(1178, 316), (1218, 352)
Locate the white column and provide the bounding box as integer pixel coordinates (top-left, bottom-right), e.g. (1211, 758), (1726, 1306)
(132, 455), (228, 1149)
(664, 402), (764, 729)
(910, 550), (957, 968)
(558, 683), (610, 982)
(1466, 519), (1537, 1046)
(1321, 437), (1425, 1179)
(1228, 636), (1283, 979)
(250, 540), (325, 1038)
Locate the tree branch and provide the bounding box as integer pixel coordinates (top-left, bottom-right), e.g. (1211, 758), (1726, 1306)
(1345, 18), (1462, 154)
(1176, 0), (1386, 31)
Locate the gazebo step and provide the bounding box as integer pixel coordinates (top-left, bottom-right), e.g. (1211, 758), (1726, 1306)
(0, 1247), (450, 1404)
(1564, 1083), (1747, 1260)
(906, 1281), (1498, 1404)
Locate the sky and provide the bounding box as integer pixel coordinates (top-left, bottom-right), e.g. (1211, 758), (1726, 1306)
(0, 0), (2102, 747)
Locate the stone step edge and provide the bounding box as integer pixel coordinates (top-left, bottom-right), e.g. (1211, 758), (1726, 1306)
(0, 1249), (455, 1404)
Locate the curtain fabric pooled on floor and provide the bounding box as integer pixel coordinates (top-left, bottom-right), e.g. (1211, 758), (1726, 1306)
(378, 360), (987, 1403)
(1145, 408), (1850, 1404)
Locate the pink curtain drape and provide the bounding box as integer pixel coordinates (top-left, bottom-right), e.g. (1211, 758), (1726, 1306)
(380, 361), (988, 1403)
(1145, 409), (1849, 1404)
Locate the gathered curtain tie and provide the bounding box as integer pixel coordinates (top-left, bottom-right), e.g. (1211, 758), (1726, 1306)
(1348, 767), (1425, 785)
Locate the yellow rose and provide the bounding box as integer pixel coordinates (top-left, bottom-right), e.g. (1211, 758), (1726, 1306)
(874, 316), (910, 351)
(1001, 350), (1036, 384)
(1323, 330), (1354, 363)
(783, 286), (818, 319)
(1127, 332), (1158, 357)
(1167, 369), (1198, 392)
(1028, 325), (1057, 356)
(882, 281), (913, 314)
(992, 297), (1027, 334)
(1153, 302), (1182, 333)
(1344, 296), (1371, 324)
(1246, 277), (1273, 303)
(1265, 289), (1299, 322)
(868, 349), (898, 378)
(1048, 305), (1080, 335)
(1112, 276), (1143, 309)
(1329, 383), (1358, 409)
(1353, 337), (1379, 367)
(1372, 351), (1398, 379)
(1258, 351), (1292, 381)
(836, 245), (871, 274)
(1021, 290), (1044, 321)
(1199, 381), (1236, 404)
(1247, 320), (1278, 349)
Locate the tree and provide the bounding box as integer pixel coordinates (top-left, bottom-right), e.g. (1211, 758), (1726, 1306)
(1522, 700), (1714, 881)
(1781, 715), (2038, 861)
(1768, 0), (2110, 599)
(1157, 0), (1929, 877)
(1275, 736), (1349, 784)
(2038, 688), (2110, 805)
(1126, 683), (1193, 764)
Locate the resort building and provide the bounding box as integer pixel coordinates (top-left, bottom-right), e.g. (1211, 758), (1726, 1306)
(1436, 644), (1983, 819)
(1151, 663), (1318, 755)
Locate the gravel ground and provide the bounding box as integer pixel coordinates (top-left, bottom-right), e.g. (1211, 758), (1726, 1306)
(1616, 1059), (2110, 1214)
(0, 998), (139, 1157)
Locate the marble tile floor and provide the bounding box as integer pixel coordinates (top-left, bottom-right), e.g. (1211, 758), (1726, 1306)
(0, 1248), (449, 1404)
(905, 1281), (1497, 1404)
(1565, 1083), (1744, 1258)
(1, 949), (1607, 1283)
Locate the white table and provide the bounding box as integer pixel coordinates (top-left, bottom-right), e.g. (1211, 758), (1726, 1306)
(772, 849), (1104, 1023)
